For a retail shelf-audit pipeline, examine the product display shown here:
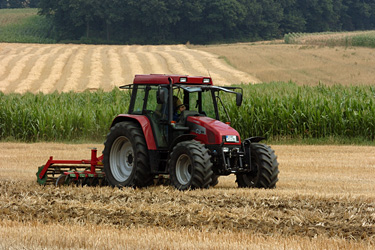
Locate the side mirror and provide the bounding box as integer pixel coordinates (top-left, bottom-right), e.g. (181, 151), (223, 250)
(236, 92), (243, 106)
(157, 87), (168, 104)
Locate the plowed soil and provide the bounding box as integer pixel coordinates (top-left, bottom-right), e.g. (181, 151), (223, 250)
(0, 143), (374, 249)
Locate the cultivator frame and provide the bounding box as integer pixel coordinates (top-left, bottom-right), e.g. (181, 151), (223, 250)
(36, 148), (106, 186)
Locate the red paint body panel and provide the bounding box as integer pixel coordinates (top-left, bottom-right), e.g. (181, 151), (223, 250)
(187, 116), (241, 145)
(133, 74), (213, 85)
(111, 114), (157, 150)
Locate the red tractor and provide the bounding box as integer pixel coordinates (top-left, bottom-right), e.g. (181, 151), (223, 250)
(37, 74), (279, 190)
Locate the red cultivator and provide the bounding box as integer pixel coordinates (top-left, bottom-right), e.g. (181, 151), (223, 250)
(36, 148), (106, 186)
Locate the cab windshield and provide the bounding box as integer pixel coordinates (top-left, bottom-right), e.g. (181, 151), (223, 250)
(127, 84), (242, 123)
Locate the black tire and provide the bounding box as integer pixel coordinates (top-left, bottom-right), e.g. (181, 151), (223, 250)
(211, 174), (219, 187)
(168, 140), (213, 190)
(103, 121), (153, 188)
(236, 143), (279, 188)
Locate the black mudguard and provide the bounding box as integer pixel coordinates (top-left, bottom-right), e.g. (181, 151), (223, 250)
(242, 136), (265, 171)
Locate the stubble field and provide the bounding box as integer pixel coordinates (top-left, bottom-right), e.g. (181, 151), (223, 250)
(1, 41), (375, 249)
(0, 143), (374, 249)
(193, 42), (375, 86)
(0, 43), (260, 94)
(2, 41), (375, 94)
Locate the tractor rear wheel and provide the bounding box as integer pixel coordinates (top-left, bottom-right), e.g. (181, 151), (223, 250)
(236, 143), (279, 188)
(169, 140), (213, 190)
(103, 122), (153, 188)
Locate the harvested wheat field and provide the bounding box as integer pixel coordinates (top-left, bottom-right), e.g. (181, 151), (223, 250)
(0, 143), (374, 249)
(0, 43), (260, 94)
(193, 43), (375, 86)
(2, 41), (375, 95)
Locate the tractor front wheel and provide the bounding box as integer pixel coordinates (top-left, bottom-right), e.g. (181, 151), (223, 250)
(103, 122), (153, 188)
(169, 141), (213, 190)
(236, 143), (279, 188)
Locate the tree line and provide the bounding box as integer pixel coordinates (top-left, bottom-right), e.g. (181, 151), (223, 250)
(0, 0), (38, 8)
(3, 0), (375, 44)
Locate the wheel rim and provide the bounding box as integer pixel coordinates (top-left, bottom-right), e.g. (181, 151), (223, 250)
(110, 136), (134, 183)
(175, 154), (192, 185)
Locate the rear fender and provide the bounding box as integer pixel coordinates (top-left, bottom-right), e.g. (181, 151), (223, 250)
(110, 115), (157, 150)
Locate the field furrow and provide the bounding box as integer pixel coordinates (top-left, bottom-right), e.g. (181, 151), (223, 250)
(154, 47), (187, 75)
(125, 52), (145, 82)
(0, 43), (260, 93)
(0, 45), (24, 78)
(38, 46), (77, 93)
(62, 46), (88, 92)
(189, 49), (261, 84)
(106, 47), (124, 88)
(169, 49), (228, 84)
(14, 46), (55, 94)
(142, 46), (170, 75)
(86, 46), (104, 91)
(0, 46), (35, 92)
(30, 46), (66, 92)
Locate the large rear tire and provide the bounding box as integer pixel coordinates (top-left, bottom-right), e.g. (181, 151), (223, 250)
(236, 143), (279, 188)
(103, 122), (153, 188)
(169, 140), (213, 190)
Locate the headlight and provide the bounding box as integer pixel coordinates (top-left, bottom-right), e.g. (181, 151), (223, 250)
(180, 77), (187, 82)
(203, 78), (210, 83)
(225, 135), (238, 143)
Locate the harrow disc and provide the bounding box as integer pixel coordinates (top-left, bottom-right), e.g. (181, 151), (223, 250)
(55, 174), (71, 187)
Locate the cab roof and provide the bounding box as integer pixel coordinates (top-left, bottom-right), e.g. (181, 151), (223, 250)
(133, 74), (213, 85)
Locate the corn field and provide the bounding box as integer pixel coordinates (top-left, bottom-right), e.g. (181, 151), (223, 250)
(0, 89), (130, 141)
(284, 31), (375, 48)
(1, 82), (374, 142)
(231, 82), (375, 140)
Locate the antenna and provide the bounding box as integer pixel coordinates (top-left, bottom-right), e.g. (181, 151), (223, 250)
(207, 69), (211, 78)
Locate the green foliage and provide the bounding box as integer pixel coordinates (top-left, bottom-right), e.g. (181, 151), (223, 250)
(2, 0), (375, 44)
(0, 8), (37, 26)
(1, 83), (374, 143)
(0, 89), (130, 142)
(0, 8), (56, 43)
(228, 82), (375, 141)
(351, 33), (375, 48)
(35, 0), (375, 44)
(284, 31), (375, 48)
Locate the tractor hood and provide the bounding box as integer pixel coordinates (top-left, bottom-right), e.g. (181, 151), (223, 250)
(186, 116), (241, 145)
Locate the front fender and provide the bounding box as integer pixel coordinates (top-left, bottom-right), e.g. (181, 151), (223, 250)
(169, 134), (197, 151)
(244, 136), (266, 144)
